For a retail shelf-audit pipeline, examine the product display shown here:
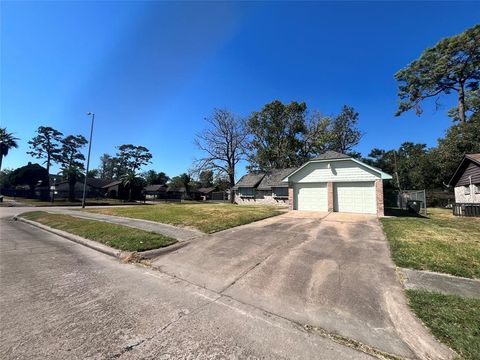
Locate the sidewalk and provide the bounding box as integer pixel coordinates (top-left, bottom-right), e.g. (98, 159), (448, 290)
(400, 267), (480, 299)
(47, 209), (204, 242)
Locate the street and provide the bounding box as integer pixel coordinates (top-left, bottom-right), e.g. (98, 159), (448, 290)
(0, 207), (372, 359)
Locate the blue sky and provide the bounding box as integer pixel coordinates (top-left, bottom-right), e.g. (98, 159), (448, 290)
(1, 1), (479, 179)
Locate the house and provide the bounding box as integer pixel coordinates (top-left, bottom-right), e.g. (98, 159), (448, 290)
(143, 184), (168, 199)
(103, 180), (127, 199)
(55, 178), (111, 199)
(143, 184), (183, 201)
(233, 169), (295, 205)
(197, 187), (216, 200)
(448, 153), (480, 204)
(234, 151), (392, 216)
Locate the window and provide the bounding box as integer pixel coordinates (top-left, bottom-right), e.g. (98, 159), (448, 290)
(239, 187), (254, 197)
(273, 187), (288, 197)
(475, 184), (480, 194)
(464, 185), (471, 195)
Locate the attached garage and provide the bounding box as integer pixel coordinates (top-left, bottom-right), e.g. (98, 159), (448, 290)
(294, 183), (327, 211)
(282, 151), (392, 216)
(334, 182), (376, 214)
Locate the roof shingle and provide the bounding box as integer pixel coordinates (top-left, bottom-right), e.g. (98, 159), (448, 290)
(311, 150), (350, 161)
(233, 172), (265, 189)
(257, 168), (297, 190)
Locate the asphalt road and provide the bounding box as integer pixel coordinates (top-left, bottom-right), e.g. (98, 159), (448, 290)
(0, 207), (372, 360)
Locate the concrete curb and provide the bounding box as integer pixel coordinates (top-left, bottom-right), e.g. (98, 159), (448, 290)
(16, 216), (129, 259)
(138, 241), (189, 259)
(399, 267), (480, 299)
(15, 215), (190, 262)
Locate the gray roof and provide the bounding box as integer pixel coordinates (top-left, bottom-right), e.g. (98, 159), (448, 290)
(311, 150), (350, 161)
(257, 168), (297, 190)
(198, 187), (216, 194)
(102, 180), (122, 189)
(233, 172), (265, 190)
(144, 184), (167, 192)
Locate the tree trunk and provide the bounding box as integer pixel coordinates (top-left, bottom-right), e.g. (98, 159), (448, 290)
(229, 173), (235, 204)
(68, 175), (76, 202)
(128, 184), (133, 202)
(458, 83), (466, 123)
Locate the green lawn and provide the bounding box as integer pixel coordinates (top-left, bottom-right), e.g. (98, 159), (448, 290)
(20, 211), (176, 252)
(380, 208), (480, 278)
(2, 196), (141, 207)
(83, 203), (285, 233)
(406, 290), (480, 360)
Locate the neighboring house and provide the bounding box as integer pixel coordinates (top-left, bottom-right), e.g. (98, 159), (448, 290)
(233, 169), (295, 205)
(234, 151), (392, 216)
(197, 187), (216, 201)
(55, 178), (111, 199)
(143, 184), (181, 200)
(448, 153), (480, 204)
(143, 184), (168, 199)
(103, 180), (126, 199)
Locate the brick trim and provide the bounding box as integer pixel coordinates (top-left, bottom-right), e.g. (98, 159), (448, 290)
(288, 184), (294, 210)
(327, 181), (334, 212)
(375, 179), (384, 217)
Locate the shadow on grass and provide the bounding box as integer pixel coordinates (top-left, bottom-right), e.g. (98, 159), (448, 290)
(384, 207), (428, 218)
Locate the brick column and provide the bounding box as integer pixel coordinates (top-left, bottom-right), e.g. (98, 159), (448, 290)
(327, 182), (334, 212)
(288, 184), (294, 211)
(375, 179), (384, 217)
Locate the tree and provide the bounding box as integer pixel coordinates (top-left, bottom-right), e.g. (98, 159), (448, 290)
(87, 169), (99, 178)
(300, 111), (333, 162)
(0, 128), (19, 171)
(328, 105), (363, 154)
(194, 109), (248, 202)
(8, 163), (49, 190)
(120, 171), (140, 202)
(247, 101), (307, 170)
(0, 168), (13, 188)
(169, 173), (192, 198)
(27, 126), (63, 176)
(432, 117), (480, 187)
(142, 170), (169, 185)
(199, 170), (213, 188)
(98, 154), (125, 180)
(58, 135), (88, 201)
(395, 24), (480, 123)
(116, 144), (152, 201)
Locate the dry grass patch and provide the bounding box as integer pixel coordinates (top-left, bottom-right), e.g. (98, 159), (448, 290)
(381, 208), (480, 278)
(83, 203), (285, 233)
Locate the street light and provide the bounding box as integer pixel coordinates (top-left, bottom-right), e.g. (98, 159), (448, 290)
(81, 112), (95, 208)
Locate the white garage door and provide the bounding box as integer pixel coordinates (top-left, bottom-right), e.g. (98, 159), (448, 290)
(334, 182), (376, 214)
(295, 183), (328, 211)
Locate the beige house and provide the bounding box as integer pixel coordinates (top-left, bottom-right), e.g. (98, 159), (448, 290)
(235, 151), (392, 216)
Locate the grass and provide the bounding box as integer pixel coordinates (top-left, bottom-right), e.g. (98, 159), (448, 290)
(1, 196), (141, 207)
(20, 211), (176, 252)
(380, 208), (480, 278)
(83, 203), (285, 233)
(406, 290), (480, 360)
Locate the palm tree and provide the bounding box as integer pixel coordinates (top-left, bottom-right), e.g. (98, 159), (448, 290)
(121, 170), (137, 202)
(0, 128), (19, 171)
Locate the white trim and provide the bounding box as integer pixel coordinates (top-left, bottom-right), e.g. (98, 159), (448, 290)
(282, 158), (392, 182)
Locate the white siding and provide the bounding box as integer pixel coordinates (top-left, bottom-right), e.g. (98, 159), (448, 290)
(334, 182), (376, 214)
(454, 185), (480, 204)
(295, 183), (328, 211)
(289, 160), (380, 183)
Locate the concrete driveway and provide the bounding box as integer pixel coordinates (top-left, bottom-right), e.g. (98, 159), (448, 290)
(152, 211), (452, 359)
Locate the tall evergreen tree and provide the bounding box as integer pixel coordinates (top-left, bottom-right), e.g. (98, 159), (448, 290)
(395, 24), (480, 123)
(27, 126), (63, 176)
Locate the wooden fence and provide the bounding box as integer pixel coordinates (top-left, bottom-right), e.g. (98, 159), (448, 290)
(453, 203), (480, 217)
